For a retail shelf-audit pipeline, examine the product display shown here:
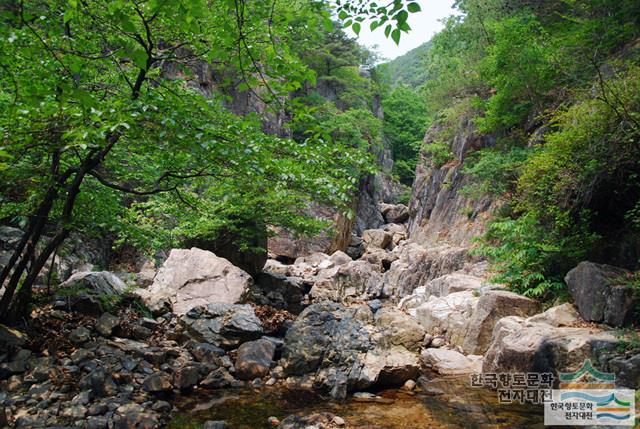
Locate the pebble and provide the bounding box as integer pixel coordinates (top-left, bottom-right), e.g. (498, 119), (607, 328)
(268, 416), (280, 426)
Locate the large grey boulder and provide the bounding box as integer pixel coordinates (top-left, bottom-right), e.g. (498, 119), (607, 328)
(59, 271), (127, 295)
(362, 229), (392, 250)
(382, 243), (470, 299)
(280, 302), (421, 398)
(462, 290), (539, 354)
(421, 349), (482, 375)
(179, 303), (263, 349)
(565, 261), (636, 326)
(415, 290), (539, 355)
(483, 314), (618, 375)
(379, 203), (409, 224)
(308, 260), (383, 303)
(234, 339), (276, 380)
(138, 248), (252, 315)
(56, 271), (127, 315)
(246, 272), (307, 314)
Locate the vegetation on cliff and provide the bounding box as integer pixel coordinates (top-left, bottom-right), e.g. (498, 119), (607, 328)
(412, 0), (640, 299)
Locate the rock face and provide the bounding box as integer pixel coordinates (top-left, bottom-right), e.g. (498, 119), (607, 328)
(483, 308), (619, 376)
(234, 339), (276, 380)
(407, 113), (497, 247)
(280, 303), (421, 398)
(138, 248), (252, 315)
(564, 261), (636, 327)
(179, 303), (263, 349)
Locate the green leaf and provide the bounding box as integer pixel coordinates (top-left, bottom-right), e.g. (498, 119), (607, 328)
(407, 2), (421, 13)
(391, 28), (401, 44)
(352, 22), (361, 35)
(384, 24), (392, 38)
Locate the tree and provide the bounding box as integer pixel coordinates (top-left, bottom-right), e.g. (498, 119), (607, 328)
(0, 0), (422, 324)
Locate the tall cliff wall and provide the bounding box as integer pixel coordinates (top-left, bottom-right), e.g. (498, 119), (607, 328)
(408, 112), (497, 248)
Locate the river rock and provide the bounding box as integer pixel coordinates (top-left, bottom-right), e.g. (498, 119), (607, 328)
(95, 312), (119, 337)
(173, 364), (201, 390)
(56, 271), (127, 315)
(527, 303), (581, 327)
(607, 354), (640, 388)
(564, 261), (636, 326)
(179, 303), (263, 349)
(247, 272), (307, 314)
(462, 290), (539, 354)
(235, 339), (276, 380)
(421, 349), (483, 375)
(309, 260), (383, 303)
(483, 315), (618, 375)
(137, 248), (252, 315)
(278, 412), (337, 429)
(362, 229), (392, 249)
(380, 203), (409, 224)
(142, 372), (173, 392)
(281, 302), (421, 398)
(382, 243), (469, 299)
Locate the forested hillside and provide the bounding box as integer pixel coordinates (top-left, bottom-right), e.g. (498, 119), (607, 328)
(412, 0), (640, 299)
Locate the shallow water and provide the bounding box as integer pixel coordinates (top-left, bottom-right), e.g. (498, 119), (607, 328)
(167, 377), (546, 429)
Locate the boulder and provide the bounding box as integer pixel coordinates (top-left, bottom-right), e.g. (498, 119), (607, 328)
(607, 354), (640, 389)
(380, 203), (409, 224)
(415, 290), (539, 354)
(183, 220), (267, 278)
(565, 261), (636, 326)
(173, 364), (201, 390)
(246, 272), (307, 314)
(179, 303), (263, 349)
(56, 271), (127, 315)
(329, 251), (352, 266)
(142, 372), (173, 392)
(281, 302), (421, 398)
(483, 315), (618, 375)
(235, 339), (276, 380)
(415, 291), (477, 342)
(95, 312), (119, 337)
(462, 290), (539, 354)
(59, 271), (127, 295)
(381, 243), (469, 299)
(421, 349), (483, 375)
(362, 229), (392, 250)
(399, 273), (491, 311)
(309, 260), (383, 303)
(373, 307), (425, 352)
(138, 248), (252, 315)
(360, 248), (398, 270)
(527, 303), (581, 327)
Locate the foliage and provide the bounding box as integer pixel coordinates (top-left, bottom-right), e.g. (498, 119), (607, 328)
(462, 144), (529, 198)
(422, 142), (454, 169)
(0, 0), (382, 322)
(420, 0), (640, 300)
(376, 41), (431, 86)
(334, 0), (422, 44)
(380, 85), (428, 184)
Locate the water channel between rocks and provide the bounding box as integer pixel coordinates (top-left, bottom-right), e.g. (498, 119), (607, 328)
(167, 377), (544, 429)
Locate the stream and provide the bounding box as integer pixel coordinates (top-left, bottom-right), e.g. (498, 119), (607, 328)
(167, 376), (545, 429)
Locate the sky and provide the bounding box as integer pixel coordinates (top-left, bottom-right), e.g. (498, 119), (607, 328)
(345, 0), (459, 62)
